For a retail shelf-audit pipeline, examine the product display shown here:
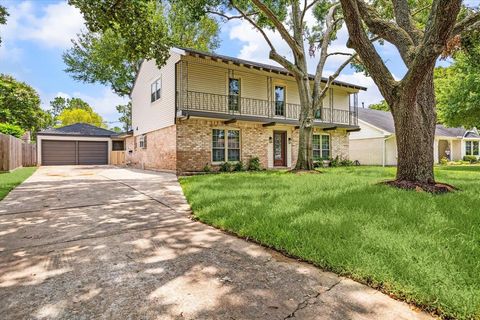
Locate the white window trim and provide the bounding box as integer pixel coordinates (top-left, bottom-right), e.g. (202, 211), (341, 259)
(313, 133), (331, 161)
(139, 134), (147, 149)
(211, 128), (241, 164)
(465, 140), (480, 156)
(273, 83), (287, 117)
(150, 76), (162, 103)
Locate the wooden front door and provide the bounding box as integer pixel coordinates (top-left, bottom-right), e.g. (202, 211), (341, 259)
(273, 131), (287, 167)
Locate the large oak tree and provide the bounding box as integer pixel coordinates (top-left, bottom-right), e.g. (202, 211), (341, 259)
(339, 0), (479, 189)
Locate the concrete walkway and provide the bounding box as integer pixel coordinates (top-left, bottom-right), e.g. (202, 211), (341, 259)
(0, 166), (433, 319)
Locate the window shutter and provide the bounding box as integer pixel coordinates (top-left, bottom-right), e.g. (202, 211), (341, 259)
(144, 135), (147, 149)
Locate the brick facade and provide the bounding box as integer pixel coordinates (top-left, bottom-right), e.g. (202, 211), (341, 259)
(124, 119), (350, 174)
(125, 125), (177, 171)
(176, 118), (269, 172)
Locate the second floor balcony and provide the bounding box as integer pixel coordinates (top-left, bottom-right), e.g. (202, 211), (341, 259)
(176, 90), (358, 127)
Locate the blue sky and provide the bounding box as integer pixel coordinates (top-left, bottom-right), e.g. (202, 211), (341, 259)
(1, 0), (474, 125)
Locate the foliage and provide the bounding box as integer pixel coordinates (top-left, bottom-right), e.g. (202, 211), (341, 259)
(233, 161), (244, 172)
(180, 166), (480, 319)
(57, 108), (105, 128)
(0, 167), (36, 199)
(0, 74), (50, 133)
(68, 0), (219, 73)
(63, 29), (138, 97)
(203, 163), (212, 173)
(48, 96), (94, 125)
(368, 100), (390, 112)
(219, 162), (233, 172)
(435, 52), (480, 129)
(0, 4), (7, 46)
(330, 156), (353, 167)
(247, 157), (262, 171)
(110, 126), (122, 133)
(440, 157), (449, 166)
(0, 123), (24, 138)
(463, 155), (478, 164)
(116, 102), (132, 132)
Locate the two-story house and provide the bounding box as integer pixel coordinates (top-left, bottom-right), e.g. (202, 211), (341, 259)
(125, 47), (366, 173)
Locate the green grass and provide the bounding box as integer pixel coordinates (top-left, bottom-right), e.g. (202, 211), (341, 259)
(0, 167), (36, 200)
(180, 166), (480, 319)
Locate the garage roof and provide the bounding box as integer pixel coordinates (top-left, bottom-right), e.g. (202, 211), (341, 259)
(358, 108), (478, 138)
(38, 123), (116, 137)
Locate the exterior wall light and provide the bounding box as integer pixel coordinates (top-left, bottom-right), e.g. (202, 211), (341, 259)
(288, 137), (292, 144)
(269, 136), (273, 143)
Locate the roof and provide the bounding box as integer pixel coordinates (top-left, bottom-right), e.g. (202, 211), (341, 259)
(176, 47), (367, 91)
(358, 108), (477, 138)
(37, 123), (116, 137)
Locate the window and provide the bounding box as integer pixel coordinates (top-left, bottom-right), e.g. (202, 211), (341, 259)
(112, 140), (125, 151)
(274, 85), (285, 116)
(228, 78), (240, 111)
(212, 129), (240, 162)
(151, 77), (162, 102)
(139, 135), (147, 149)
(465, 141), (479, 156)
(313, 134), (330, 161)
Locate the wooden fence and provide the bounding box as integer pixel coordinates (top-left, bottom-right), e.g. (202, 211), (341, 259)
(0, 133), (37, 171)
(110, 151), (125, 165)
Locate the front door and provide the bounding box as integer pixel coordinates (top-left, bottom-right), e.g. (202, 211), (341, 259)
(273, 131), (287, 167)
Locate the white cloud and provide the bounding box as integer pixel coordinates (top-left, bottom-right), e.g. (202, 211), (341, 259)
(2, 1), (85, 49)
(72, 88), (129, 124)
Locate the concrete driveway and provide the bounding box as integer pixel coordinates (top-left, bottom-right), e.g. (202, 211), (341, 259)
(0, 166), (433, 319)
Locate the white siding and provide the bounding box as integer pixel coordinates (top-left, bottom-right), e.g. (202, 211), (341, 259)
(131, 52), (181, 135)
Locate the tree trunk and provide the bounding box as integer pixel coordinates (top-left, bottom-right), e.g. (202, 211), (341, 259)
(295, 76), (314, 170)
(391, 71), (436, 184)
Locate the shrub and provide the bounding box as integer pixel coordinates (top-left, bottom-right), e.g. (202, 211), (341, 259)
(440, 157), (449, 165)
(219, 162), (232, 172)
(203, 163), (212, 173)
(330, 156), (353, 167)
(0, 123), (24, 138)
(233, 161), (244, 172)
(463, 155), (478, 164)
(247, 157), (262, 171)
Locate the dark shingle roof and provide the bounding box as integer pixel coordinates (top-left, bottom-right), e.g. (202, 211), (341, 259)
(38, 123), (116, 137)
(358, 108), (476, 138)
(177, 47), (367, 91)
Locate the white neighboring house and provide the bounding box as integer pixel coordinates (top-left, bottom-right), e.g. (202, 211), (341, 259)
(349, 108), (480, 166)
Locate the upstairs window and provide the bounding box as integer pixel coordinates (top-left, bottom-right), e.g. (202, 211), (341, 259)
(228, 78), (240, 111)
(466, 141), (479, 156)
(151, 77), (162, 102)
(313, 134), (330, 161)
(275, 85), (285, 116)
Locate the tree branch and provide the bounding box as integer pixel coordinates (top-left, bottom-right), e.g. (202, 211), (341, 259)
(319, 53), (358, 98)
(392, 0), (423, 43)
(301, 0), (321, 23)
(326, 51), (353, 58)
(250, 0), (304, 58)
(356, 0), (415, 66)
(452, 11), (480, 36)
(339, 0), (397, 103)
(230, 1), (303, 76)
(206, 10), (252, 21)
(402, 0), (462, 97)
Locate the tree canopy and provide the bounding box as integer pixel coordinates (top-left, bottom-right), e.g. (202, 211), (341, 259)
(0, 5), (8, 46)
(369, 100), (390, 112)
(116, 102), (132, 132)
(0, 74), (50, 133)
(435, 51), (480, 129)
(57, 108), (105, 128)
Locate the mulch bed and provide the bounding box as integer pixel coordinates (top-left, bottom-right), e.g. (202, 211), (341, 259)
(382, 180), (458, 193)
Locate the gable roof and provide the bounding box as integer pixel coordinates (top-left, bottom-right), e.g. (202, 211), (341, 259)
(358, 108), (476, 138)
(176, 47), (367, 91)
(37, 123), (116, 137)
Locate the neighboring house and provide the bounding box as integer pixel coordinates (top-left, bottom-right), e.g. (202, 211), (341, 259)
(37, 123), (125, 165)
(125, 47), (366, 173)
(349, 108), (480, 166)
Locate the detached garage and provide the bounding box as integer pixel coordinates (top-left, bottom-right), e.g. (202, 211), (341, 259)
(37, 123), (116, 166)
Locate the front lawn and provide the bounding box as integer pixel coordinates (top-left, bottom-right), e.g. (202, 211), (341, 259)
(180, 166), (480, 319)
(0, 167), (36, 200)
